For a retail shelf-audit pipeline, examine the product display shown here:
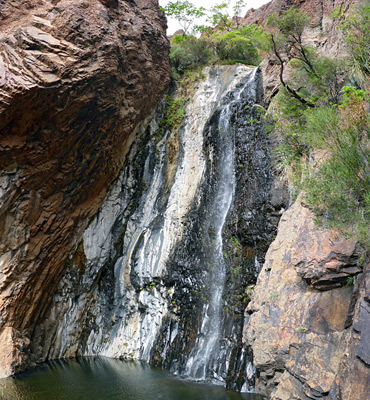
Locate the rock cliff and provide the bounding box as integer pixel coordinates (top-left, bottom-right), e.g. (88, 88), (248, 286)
(0, 0), (170, 377)
(26, 64), (283, 392)
(244, 199), (369, 399)
(1, 0), (369, 398)
(241, 1), (370, 399)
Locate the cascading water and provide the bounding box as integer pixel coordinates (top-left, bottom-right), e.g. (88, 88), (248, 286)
(37, 64), (285, 394)
(184, 74), (256, 381)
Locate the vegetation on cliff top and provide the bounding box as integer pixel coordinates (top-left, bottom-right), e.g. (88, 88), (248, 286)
(268, 4), (370, 244)
(161, 1), (268, 132)
(162, 1), (269, 75)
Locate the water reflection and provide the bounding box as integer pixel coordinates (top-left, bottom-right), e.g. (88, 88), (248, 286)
(0, 357), (262, 400)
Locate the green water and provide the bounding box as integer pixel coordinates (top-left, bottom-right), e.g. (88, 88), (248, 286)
(0, 357), (262, 400)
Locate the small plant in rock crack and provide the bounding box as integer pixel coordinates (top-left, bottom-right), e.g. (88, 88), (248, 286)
(268, 291), (279, 299)
(296, 324), (309, 333)
(230, 236), (242, 258)
(244, 284), (255, 300)
(346, 276), (356, 287)
(231, 265), (243, 278)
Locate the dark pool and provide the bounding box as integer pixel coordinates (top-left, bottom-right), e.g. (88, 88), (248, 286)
(0, 357), (263, 400)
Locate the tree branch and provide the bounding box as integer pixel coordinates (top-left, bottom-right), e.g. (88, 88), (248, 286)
(271, 34), (315, 108)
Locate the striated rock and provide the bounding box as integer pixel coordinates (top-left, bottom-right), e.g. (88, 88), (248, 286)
(0, 0), (170, 377)
(330, 265), (370, 400)
(5, 64), (287, 392)
(244, 199), (369, 399)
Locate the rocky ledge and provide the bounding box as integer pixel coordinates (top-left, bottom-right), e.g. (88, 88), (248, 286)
(0, 0), (170, 377)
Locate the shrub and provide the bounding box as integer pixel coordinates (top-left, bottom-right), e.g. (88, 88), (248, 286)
(272, 84), (370, 242)
(239, 24), (270, 52)
(170, 35), (214, 74)
(212, 31), (260, 64)
(301, 89), (370, 237)
(335, 2), (370, 90)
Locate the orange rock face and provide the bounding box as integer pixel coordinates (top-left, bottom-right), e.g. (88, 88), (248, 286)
(0, 0), (170, 377)
(244, 199), (370, 399)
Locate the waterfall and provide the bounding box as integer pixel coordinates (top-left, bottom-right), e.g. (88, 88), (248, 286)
(184, 69), (258, 383)
(43, 65), (274, 393)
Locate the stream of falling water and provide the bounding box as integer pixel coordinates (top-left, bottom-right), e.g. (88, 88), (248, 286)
(184, 69), (257, 383)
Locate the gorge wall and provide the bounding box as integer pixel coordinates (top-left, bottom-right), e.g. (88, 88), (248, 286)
(241, 0), (370, 399)
(0, 0), (286, 388)
(0, 0), (369, 399)
(0, 0), (170, 377)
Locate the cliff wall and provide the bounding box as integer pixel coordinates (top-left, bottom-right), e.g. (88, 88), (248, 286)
(242, 1), (370, 399)
(0, 0), (170, 377)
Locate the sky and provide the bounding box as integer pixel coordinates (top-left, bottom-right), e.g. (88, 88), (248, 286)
(159, 0), (271, 35)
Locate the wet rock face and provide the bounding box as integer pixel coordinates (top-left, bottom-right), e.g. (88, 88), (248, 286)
(0, 0), (170, 377)
(244, 200), (370, 399)
(24, 65), (287, 391)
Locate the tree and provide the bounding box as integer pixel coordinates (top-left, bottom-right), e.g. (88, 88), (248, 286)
(161, 1), (206, 36)
(267, 9), (315, 107)
(268, 7), (370, 243)
(169, 34), (213, 74)
(213, 31), (259, 64)
(207, 2), (234, 32)
(233, 0), (246, 29)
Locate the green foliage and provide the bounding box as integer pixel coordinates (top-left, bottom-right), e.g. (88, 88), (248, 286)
(346, 276), (356, 286)
(233, 0), (247, 27)
(302, 94), (370, 237)
(269, 6), (370, 244)
(268, 8), (347, 106)
(213, 31), (260, 64)
(270, 87), (309, 189)
(267, 8), (309, 39)
(207, 2), (233, 32)
(231, 265), (243, 278)
(161, 96), (186, 132)
(273, 83), (370, 242)
(159, 68), (205, 138)
(161, 1), (206, 35)
(169, 23), (268, 74)
(334, 2), (370, 90)
(291, 53), (348, 105)
(164, 1), (269, 72)
(170, 35), (214, 74)
(230, 235), (242, 257)
(296, 324), (309, 333)
(239, 24), (270, 52)
(162, 0), (249, 36)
